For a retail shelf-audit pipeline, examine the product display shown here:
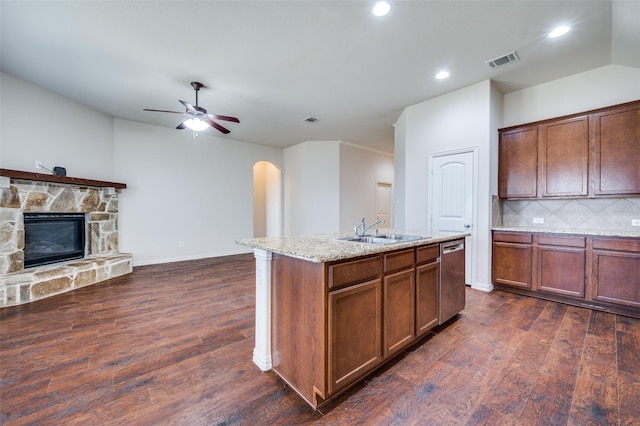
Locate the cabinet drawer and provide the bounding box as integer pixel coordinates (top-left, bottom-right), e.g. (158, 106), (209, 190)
(383, 249), (414, 273)
(416, 245), (439, 265)
(593, 237), (640, 253)
(328, 256), (382, 290)
(493, 231), (533, 244)
(537, 235), (585, 248)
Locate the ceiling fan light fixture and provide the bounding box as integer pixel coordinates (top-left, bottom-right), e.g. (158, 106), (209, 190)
(184, 118), (209, 132)
(372, 1), (390, 16)
(549, 25), (570, 38)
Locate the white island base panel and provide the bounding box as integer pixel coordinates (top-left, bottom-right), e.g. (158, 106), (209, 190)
(253, 248), (272, 371)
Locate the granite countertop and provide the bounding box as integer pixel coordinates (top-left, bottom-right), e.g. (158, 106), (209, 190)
(236, 229), (469, 263)
(492, 226), (640, 238)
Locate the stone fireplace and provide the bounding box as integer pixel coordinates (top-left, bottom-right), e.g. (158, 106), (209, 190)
(0, 169), (133, 307)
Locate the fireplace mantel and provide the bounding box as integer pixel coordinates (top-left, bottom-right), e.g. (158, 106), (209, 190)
(0, 168), (126, 189)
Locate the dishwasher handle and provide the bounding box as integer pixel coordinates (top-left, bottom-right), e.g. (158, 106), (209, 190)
(442, 243), (464, 254)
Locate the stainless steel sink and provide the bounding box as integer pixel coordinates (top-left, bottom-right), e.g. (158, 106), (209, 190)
(337, 234), (428, 245)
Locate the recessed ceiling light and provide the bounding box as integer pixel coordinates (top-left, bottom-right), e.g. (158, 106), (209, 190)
(372, 1), (390, 17)
(549, 26), (570, 38)
(435, 71), (450, 80)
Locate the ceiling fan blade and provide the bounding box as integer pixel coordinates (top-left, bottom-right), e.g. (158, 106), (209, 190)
(208, 114), (240, 123)
(176, 122), (186, 130)
(143, 108), (186, 115)
(204, 118), (230, 134)
(179, 100), (198, 114)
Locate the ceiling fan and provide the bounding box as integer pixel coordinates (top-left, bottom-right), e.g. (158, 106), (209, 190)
(143, 82), (239, 134)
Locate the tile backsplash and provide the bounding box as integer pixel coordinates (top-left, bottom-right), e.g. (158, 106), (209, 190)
(498, 198), (640, 232)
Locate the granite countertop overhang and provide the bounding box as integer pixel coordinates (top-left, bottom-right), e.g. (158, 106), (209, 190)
(236, 229), (470, 263)
(492, 226), (640, 238)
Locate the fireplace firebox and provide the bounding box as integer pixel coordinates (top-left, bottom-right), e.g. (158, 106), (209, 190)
(24, 213), (86, 268)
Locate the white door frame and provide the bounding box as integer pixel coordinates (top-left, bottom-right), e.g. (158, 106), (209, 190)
(429, 147), (478, 287)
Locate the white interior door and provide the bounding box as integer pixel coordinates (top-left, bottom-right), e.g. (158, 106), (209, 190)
(431, 150), (475, 285)
(376, 182), (392, 228)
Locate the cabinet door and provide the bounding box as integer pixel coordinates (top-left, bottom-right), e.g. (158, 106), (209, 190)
(416, 261), (439, 337)
(328, 279), (382, 395)
(537, 246), (586, 298)
(499, 126), (538, 198)
(592, 103), (640, 195)
(593, 250), (640, 308)
(383, 269), (415, 357)
(539, 116), (589, 197)
(592, 238), (640, 308)
(492, 242), (532, 289)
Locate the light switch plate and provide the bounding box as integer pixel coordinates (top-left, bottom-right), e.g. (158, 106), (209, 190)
(533, 217), (545, 224)
(632, 219), (640, 227)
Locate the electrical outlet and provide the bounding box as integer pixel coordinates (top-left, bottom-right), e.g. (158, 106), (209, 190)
(533, 217), (545, 224)
(632, 219), (640, 227)
(179, 241), (185, 248)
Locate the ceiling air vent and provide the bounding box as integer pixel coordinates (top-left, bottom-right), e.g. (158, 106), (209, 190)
(486, 51), (520, 69)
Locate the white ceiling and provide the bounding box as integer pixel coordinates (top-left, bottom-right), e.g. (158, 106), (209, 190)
(2, 1), (639, 153)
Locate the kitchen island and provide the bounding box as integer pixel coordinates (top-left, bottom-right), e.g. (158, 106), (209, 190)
(236, 230), (468, 408)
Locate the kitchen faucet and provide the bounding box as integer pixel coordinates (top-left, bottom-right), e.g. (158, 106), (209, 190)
(354, 217), (386, 236)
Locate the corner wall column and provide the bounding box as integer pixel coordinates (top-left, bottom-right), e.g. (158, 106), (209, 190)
(253, 248), (272, 371)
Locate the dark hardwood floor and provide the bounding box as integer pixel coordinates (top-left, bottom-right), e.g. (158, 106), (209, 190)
(1, 254), (639, 425)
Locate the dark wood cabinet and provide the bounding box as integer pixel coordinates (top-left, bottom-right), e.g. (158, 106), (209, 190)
(492, 231), (640, 318)
(536, 235), (586, 297)
(498, 100), (640, 199)
(492, 232), (533, 289)
(592, 103), (640, 196)
(383, 270), (415, 357)
(415, 245), (440, 337)
(382, 249), (415, 358)
(539, 116), (589, 197)
(271, 240), (465, 408)
(592, 237), (640, 308)
(499, 126), (538, 198)
(329, 278), (382, 395)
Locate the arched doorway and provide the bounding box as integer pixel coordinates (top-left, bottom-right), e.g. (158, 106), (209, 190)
(253, 161), (282, 238)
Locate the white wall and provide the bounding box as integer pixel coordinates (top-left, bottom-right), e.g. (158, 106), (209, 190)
(393, 112), (407, 230)
(339, 142), (394, 232)
(1, 73), (285, 266)
(113, 119), (283, 265)
(0, 72), (114, 180)
(503, 65), (640, 127)
(283, 141), (340, 236)
(396, 80), (500, 290)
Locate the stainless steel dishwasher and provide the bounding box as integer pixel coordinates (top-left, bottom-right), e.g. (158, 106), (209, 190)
(439, 239), (466, 324)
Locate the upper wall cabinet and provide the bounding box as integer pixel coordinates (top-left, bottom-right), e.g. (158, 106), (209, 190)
(498, 126), (538, 198)
(539, 116), (589, 197)
(592, 103), (640, 196)
(499, 100), (640, 199)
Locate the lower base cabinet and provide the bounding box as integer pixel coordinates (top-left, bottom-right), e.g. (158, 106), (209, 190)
(329, 279), (382, 395)
(537, 235), (586, 298)
(492, 231), (640, 318)
(492, 232), (532, 289)
(272, 240), (465, 409)
(592, 237), (640, 308)
(383, 269), (415, 358)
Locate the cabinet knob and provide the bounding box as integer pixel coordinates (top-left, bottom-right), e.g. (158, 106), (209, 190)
(464, 224), (471, 228)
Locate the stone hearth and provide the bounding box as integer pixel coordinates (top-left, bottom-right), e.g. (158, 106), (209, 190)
(0, 170), (132, 307)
